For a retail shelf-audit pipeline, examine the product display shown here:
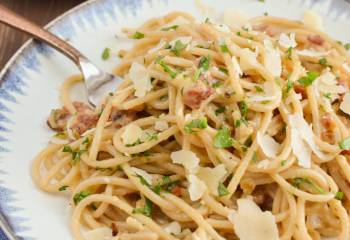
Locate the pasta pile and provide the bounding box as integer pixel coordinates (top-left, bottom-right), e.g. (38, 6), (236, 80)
(32, 10), (350, 240)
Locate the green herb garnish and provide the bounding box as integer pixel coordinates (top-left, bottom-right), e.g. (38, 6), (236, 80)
(218, 67), (228, 75)
(345, 43), (350, 50)
(73, 190), (91, 205)
(156, 57), (178, 78)
(220, 41), (229, 53)
(171, 40), (187, 56)
(251, 151), (258, 163)
(323, 92), (332, 100)
(62, 145), (86, 165)
(132, 31), (145, 39)
(218, 182), (229, 196)
(254, 85), (264, 93)
(215, 106), (226, 115)
(238, 101), (248, 119)
(286, 47), (293, 59)
(292, 177), (325, 194)
(161, 25), (178, 31)
(298, 71), (319, 87)
(212, 81), (223, 88)
(184, 118), (208, 133)
(339, 136), (350, 150)
(335, 191), (344, 200)
(126, 139), (142, 147)
(101, 47), (110, 60)
(132, 198), (153, 217)
(214, 127), (234, 148)
(59, 185), (68, 191)
(282, 79), (294, 99)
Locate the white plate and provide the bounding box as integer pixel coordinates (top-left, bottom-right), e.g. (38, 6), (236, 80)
(1, 0), (350, 239)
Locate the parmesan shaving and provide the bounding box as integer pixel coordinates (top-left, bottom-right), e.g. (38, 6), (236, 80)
(297, 49), (330, 57)
(164, 221), (182, 235)
(257, 131), (280, 158)
(121, 123), (143, 145)
(278, 32), (297, 49)
(131, 167), (153, 185)
(170, 150), (200, 173)
(231, 56), (243, 77)
(129, 62), (152, 97)
(154, 120), (169, 131)
(223, 9), (249, 28)
(188, 174), (207, 201)
(340, 93), (350, 116)
(197, 164), (227, 196)
(291, 128), (312, 168)
(240, 48), (259, 71)
(147, 39), (166, 54)
(264, 39), (282, 77)
(303, 10), (324, 31)
(229, 198), (279, 240)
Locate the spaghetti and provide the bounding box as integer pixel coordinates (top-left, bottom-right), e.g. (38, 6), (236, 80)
(32, 11), (350, 240)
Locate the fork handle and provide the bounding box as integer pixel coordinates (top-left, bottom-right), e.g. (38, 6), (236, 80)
(0, 4), (85, 65)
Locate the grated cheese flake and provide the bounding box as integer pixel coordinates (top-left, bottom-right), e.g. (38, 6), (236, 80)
(278, 32), (297, 49)
(340, 93), (350, 116)
(170, 150), (200, 173)
(229, 198), (279, 240)
(214, 24), (231, 33)
(231, 56), (243, 77)
(289, 113), (329, 161)
(264, 40), (282, 77)
(257, 131), (280, 158)
(85, 227), (113, 240)
(154, 120), (169, 131)
(188, 174), (207, 201)
(121, 123), (143, 145)
(164, 221), (182, 235)
(129, 62), (152, 97)
(223, 9), (249, 28)
(147, 39), (166, 54)
(247, 81), (278, 102)
(291, 128), (312, 168)
(240, 48), (259, 71)
(317, 70), (346, 101)
(297, 49), (330, 57)
(257, 159), (270, 169)
(197, 164), (227, 196)
(131, 167), (153, 185)
(303, 10), (324, 31)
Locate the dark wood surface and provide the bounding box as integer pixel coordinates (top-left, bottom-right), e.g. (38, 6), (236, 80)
(0, 0), (86, 70)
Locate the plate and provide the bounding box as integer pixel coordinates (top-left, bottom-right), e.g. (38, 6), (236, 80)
(1, 0), (350, 239)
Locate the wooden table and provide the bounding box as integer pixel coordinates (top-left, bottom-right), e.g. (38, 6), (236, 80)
(0, 0), (86, 70)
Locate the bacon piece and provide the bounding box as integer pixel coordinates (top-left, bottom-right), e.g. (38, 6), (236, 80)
(252, 192), (273, 211)
(47, 101), (98, 136)
(321, 113), (336, 130)
(321, 131), (335, 144)
(171, 186), (182, 197)
(47, 108), (70, 131)
(294, 85), (307, 100)
(183, 83), (214, 109)
(110, 109), (137, 128)
(307, 35), (324, 46)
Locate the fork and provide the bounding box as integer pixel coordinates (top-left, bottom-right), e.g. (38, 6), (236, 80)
(0, 4), (122, 107)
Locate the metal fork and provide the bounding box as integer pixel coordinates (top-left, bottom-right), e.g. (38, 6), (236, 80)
(0, 4), (122, 107)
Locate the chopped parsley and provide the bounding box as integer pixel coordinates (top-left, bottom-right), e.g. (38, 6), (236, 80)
(145, 132), (158, 141)
(214, 127), (234, 148)
(339, 136), (350, 150)
(62, 145), (86, 165)
(298, 71), (320, 87)
(215, 106), (226, 115)
(132, 198), (153, 217)
(251, 151), (258, 163)
(198, 56), (210, 71)
(184, 118), (208, 133)
(236, 31), (241, 36)
(345, 43), (350, 50)
(319, 57), (328, 66)
(292, 177), (325, 194)
(281, 160), (287, 166)
(59, 185), (68, 191)
(126, 139), (142, 147)
(282, 79), (294, 98)
(101, 47), (111, 60)
(218, 182), (229, 196)
(212, 81), (223, 88)
(263, 12), (268, 16)
(254, 85), (264, 93)
(335, 191), (344, 200)
(286, 47), (293, 59)
(132, 31), (145, 39)
(155, 176), (178, 193)
(218, 67), (228, 75)
(323, 92), (332, 100)
(238, 101), (248, 119)
(161, 25), (178, 31)
(220, 42), (229, 53)
(155, 57), (178, 78)
(171, 40), (187, 56)
(73, 190), (91, 205)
